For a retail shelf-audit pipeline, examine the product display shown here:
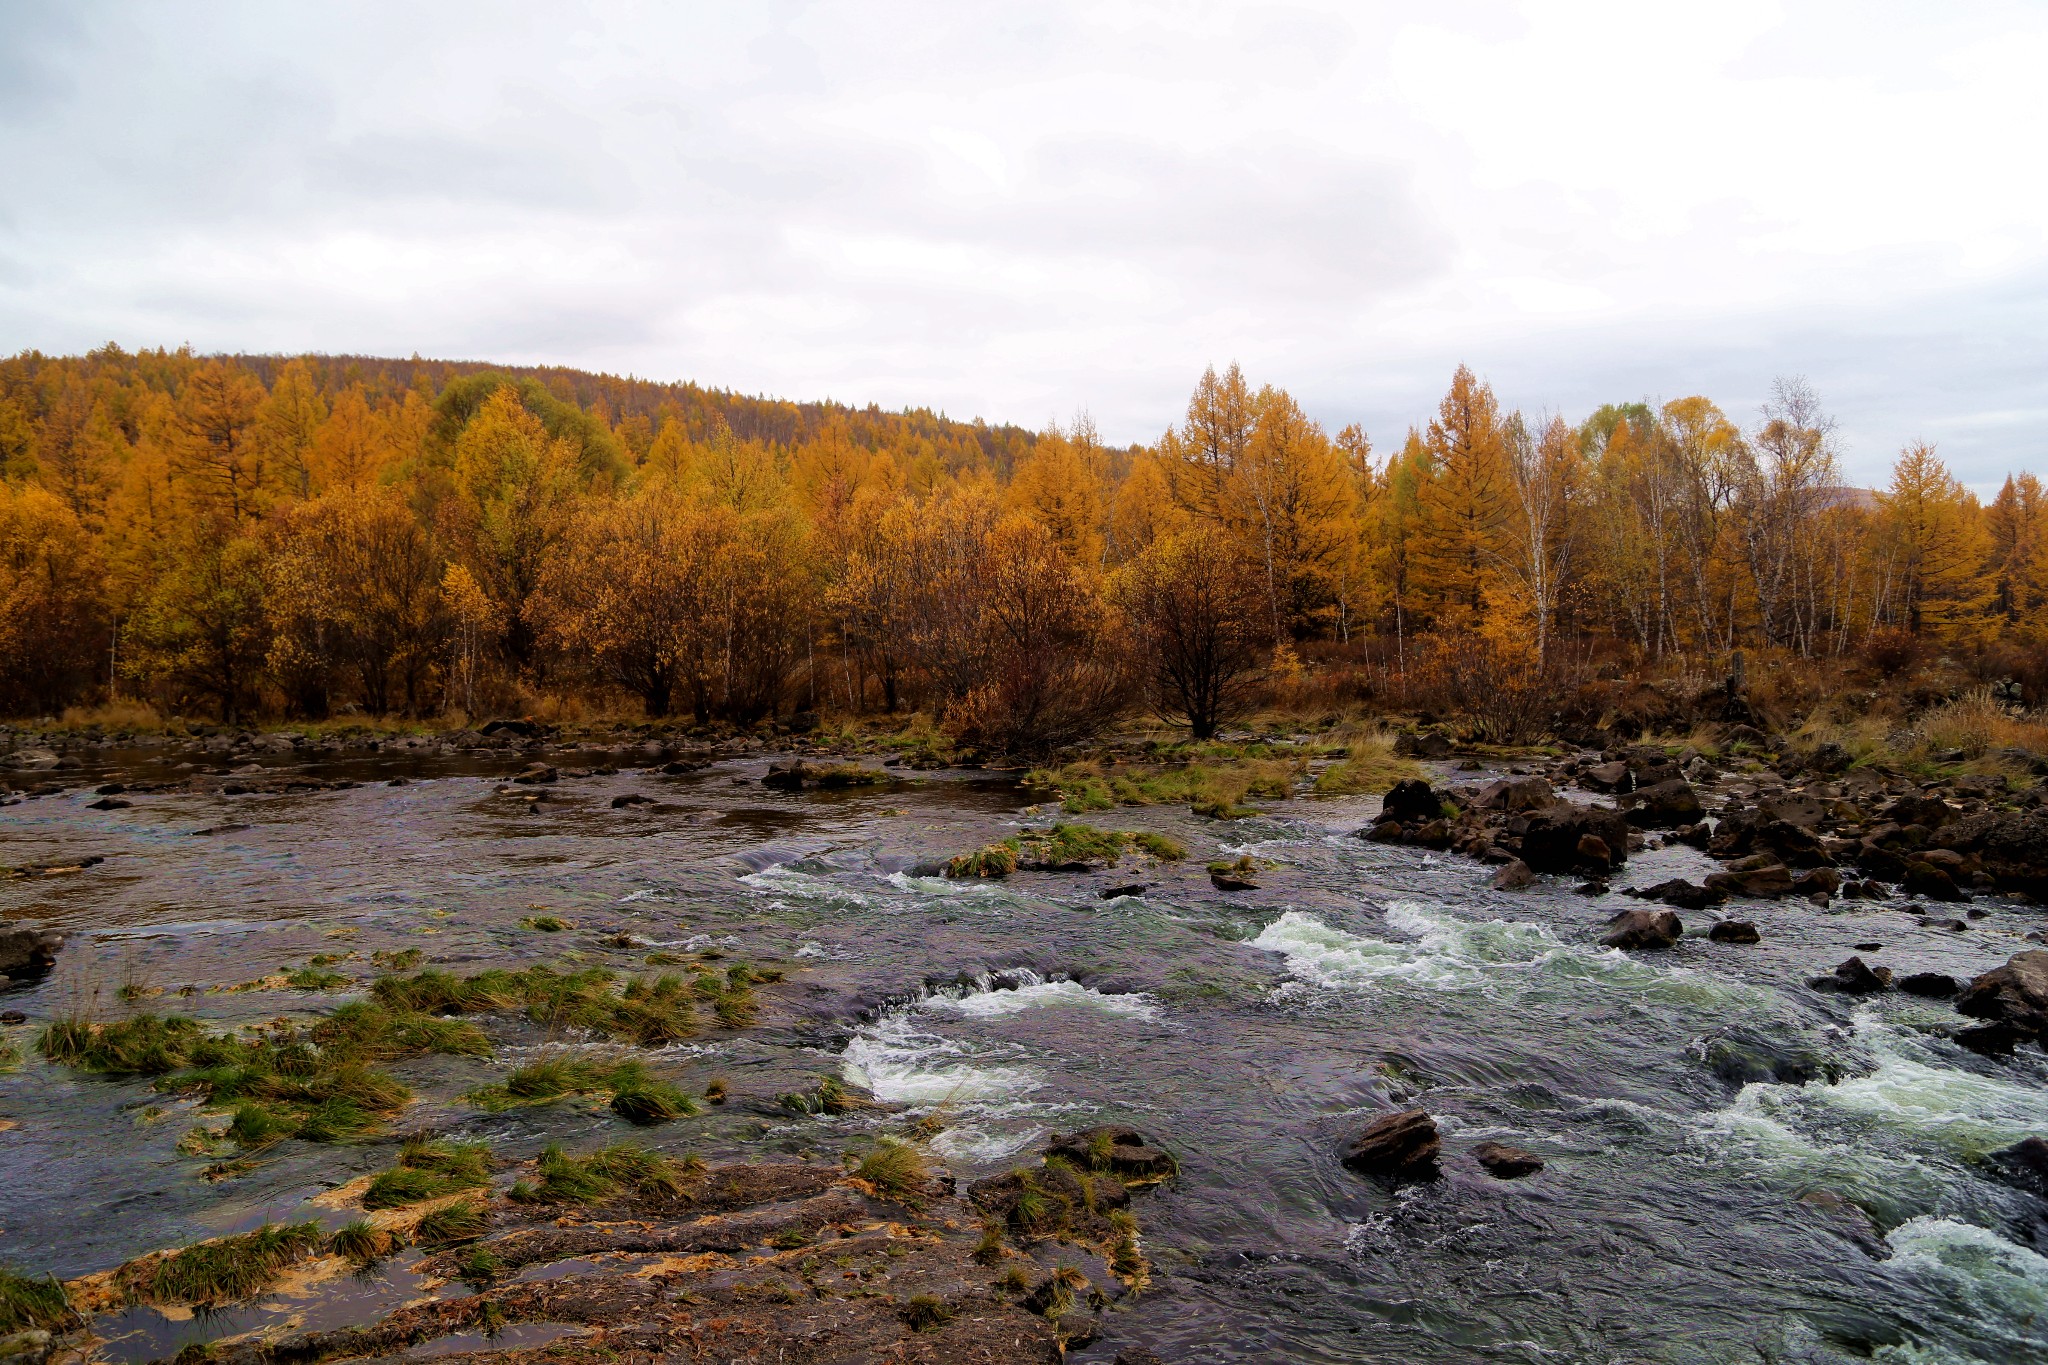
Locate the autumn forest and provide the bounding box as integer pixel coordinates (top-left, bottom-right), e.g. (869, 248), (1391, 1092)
(1, 346), (2041, 753)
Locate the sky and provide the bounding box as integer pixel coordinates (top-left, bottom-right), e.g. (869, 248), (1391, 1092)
(3, 1), (2046, 490)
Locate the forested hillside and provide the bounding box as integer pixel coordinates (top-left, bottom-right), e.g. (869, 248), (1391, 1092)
(1, 346), (2041, 750)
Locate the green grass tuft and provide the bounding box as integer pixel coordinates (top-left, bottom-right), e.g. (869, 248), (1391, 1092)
(899, 1293), (953, 1332)
(0, 1265), (75, 1333)
(411, 1198), (488, 1246)
(119, 1223), (323, 1309)
(327, 1220), (399, 1272)
(363, 1137), (492, 1209)
(854, 1140), (929, 1198)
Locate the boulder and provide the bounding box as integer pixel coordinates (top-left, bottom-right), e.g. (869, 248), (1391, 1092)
(0, 928), (63, 984)
(1582, 761), (1634, 793)
(1805, 742), (1853, 775)
(1635, 878), (1726, 911)
(1473, 776), (1555, 812)
(1902, 861), (1966, 902)
(1986, 1136), (2048, 1194)
(1624, 779), (1704, 828)
(1790, 867), (1842, 898)
(1709, 920), (1761, 944)
(1884, 794), (1954, 829)
(1043, 1126), (1177, 1181)
(1760, 794), (1828, 828)
(1471, 1141), (1544, 1179)
(1705, 862), (1796, 899)
(609, 793), (656, 809)
(1518, 803), (1631, 874)
(1491, 859), (1536, 891)
(1602, 908), (1682, 950)
(1810, 956), (1890, 995)
(1954, 950), (2048, 1044)
(1957, 1022), (2023, 1057)
(1393, 731), (1452, 759)
(1340, 1109), (1441, 1179)
(1897, 971), (1961, 999)
(1377, 779), (1444, 827)
(1702, 1029), (1845, 1086)
(480, 718), (542, 737)
(761, 760), (813, 790)
(1930, 810), (2048, 901)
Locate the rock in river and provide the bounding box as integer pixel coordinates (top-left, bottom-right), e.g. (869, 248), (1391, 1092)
(1708, 919), (1761, 944)
(1955, 950), (2048, 1045)
(1810, 956), (1890, 995)
(0, 928), (64, 985)
(1471, 1141), (1544, 1179)
(1602, 908), (1682, 950)
(1341, 1109), (1441, 1179)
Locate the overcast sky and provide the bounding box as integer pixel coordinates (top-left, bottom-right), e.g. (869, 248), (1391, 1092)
(4, 1), (2045, 488)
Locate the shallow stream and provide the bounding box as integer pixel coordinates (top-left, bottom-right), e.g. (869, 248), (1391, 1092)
(2, 746), (2045, 1363)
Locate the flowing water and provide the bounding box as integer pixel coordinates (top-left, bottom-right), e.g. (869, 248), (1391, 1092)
(3, 745), (2046, 1363)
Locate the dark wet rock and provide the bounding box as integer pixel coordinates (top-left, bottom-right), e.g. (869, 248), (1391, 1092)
(1115, 1349), (1168, 1365)
(1602, 908), (1681, 950)
(510, 763), (558, 785)
(1885, 793), (1955, 829)
(1043, 1126), (1179, 1182)
(1708, 920), (1760, 944)
(84, 796), (129, 810)
(1805, 742), (1854, 775)
(1393, 731), (1452, 759)
(1378, 779), (1445, 827)
(1898, 971), (1961, 999)
(0, 1010), (25, 1025)
(1581, 760), (1634, 794)
(1703, 1030), (1846, 1086)
(1635, 878), (1726, 911)
(1514, 802), (1631, 874)
(479, 718), (542, 738)
(1791, 867), (1842, 897)
(1340, 1109), (1441, 1179)
(1471, 1141), (1544, 1179)
(1705, 861), (1795, 899)
(1101, 883), (1151, 899)
(1929, 810), (2048, 901)
(1955, 950), (2048, 1044)
(1492, 859), (1535, 890)
(0, 928), (63, 984)
(1810, 956), (1890, 995)
(1710, 810), (1831, 867)
(191, 823), (250, 836)
(1623, 779), (1703, 827)
(1760, 794), (1828, 828)
(1208, 866), (1259, 891)
(1903, 860), (1966, 902)
(608, 793), (655, 809)
(1921, 917), (1968, 932)
(1574, 880), (1610, 896)
(1986, 1136), (2048, 1194)
(1472, 776), (1555, 812)
(761, 759), (813, 789)
(1957, 1021), (2023, 1057)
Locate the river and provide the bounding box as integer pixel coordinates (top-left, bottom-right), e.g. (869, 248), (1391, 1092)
(2, 743), (2044, 1363)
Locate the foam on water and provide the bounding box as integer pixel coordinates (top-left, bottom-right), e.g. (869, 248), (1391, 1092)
(839, 969), (1161, 1160)
(1250, 905), (1766, 1008)
(1875, 1217), (2048, 1363)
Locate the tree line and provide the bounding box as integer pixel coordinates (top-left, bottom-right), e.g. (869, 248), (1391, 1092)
(1, 346), (2040, 750)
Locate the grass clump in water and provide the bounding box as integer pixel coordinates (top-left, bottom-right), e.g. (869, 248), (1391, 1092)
(519, 914), (570, 932)
(852, 1140), (929, 1199)
(373, 965), (700, 1044)
(363, 1135), (493, 1209)
(511, 1142), (699, 1205)
(0, 1038), (20, 1074)
(117, 1223), (324, 1309)
(468, 1055), (696, 1123)
(412, 1198), (488, 1246)
(328, 1220), (400, 1272)
(370, 948), (424, 971)
(811, 763), (891, 788)
(779, 1074), (869, 1115)
(41, 1002), (487, 1150)
(0, 1266), (76, 1332)
(944, 823), (1187, 878)
(285, 965), (348, 990)
(1025, 755), (1306, 818)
